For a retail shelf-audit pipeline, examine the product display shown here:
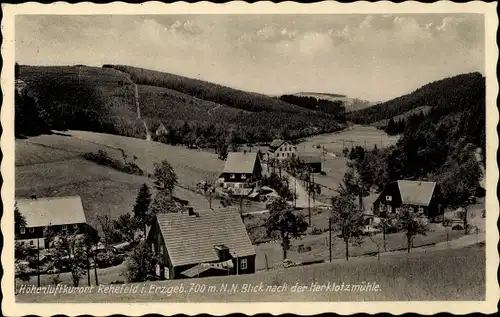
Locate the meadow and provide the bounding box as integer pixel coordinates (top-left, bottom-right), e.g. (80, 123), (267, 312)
(294, 124), (400, 202)
(16, 244), (485, 302)
(15, 132), (225, 234)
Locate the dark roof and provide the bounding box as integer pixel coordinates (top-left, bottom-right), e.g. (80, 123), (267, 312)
(222, 152), (259, 174)
(17, 196), (87, 228)
(155, 208), (256, 267)
(298, 154), (322, 164)
(269, 139), (287, 151)
(397, 180), (437, 206)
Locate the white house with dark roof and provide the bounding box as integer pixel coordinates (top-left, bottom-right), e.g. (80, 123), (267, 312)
(147, 207), (256, 279)
(15, 196), (96, 249)
(220, 152), (262, 193)
(268, 139), (297, 161)
(373, 180), (443, 220)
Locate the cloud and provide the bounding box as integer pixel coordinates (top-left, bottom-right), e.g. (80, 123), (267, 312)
(15, 14), (485, 101)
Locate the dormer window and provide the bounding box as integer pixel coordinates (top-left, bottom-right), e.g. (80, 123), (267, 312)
(214, 245), (230, 261)
(386, 195), (392, 202)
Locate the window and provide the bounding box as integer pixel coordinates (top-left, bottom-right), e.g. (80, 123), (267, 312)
(241, 174), (247, 180)
(29, 228), (35, 233)
(151, 243), (155, 253)
(230, 174), (235, 179)
(73, 224), (78, 229)
(240, 258), (248, 270)
(62, 224), (67, 231)
(418, 207), (424, 214)
(29, 240), (34, 246)
(385, 195), (392, 202)
(20, 227), (25, 234)
(159, 246), (164, 256)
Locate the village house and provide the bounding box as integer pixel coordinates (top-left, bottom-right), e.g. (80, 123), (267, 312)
(268, 139), (297, 161)
(15, 196), (96, 249)
(147, 207), (256, 280)
(298, 154), (323, 173)
(372, 180), (443, 220)
(155, 122), (169, 136)
(219, 152), (262, 194)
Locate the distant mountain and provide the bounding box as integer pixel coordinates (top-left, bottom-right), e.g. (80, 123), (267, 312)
(291, 92), (374, 112)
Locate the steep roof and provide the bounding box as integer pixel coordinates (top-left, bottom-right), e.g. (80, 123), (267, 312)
(269, 139), (286, 151)
(397, 180), (437, 206)
(155, 208), (256, 267)
(222, 152), (259, 174)
(16, 196), (87, 228)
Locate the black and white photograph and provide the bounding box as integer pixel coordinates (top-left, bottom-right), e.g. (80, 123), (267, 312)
(2, 1), (498, 315)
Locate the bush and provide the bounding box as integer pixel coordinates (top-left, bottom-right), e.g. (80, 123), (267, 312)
(452, 224), (464, 231)
(96, 250), (124, 268)
(82, 150), (144, 176)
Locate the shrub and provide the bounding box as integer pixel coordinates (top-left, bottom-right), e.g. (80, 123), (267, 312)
(310, 226), (323, 235)
(96, 250), (124, 268)
(452, 224), (464, 231)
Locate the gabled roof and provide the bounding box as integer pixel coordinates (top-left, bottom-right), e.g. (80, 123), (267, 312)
(397, 180), (437, 206)
(155, 208), (256, 267)
(269, 139), (286, 150)
(298, 154), (322, 164)
(16, 196), (87, 228)
(222, 152), (259, 174)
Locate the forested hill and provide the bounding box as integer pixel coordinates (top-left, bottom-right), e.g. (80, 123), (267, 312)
(346, 72), (485, 125)
(15, 64), (346, 150)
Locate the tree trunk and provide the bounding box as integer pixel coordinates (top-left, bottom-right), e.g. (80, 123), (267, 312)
(463, 206), (469, 234)
(407, 235), (412, 253)
(345, 239), (349, 261)
(87, 260), (91, 286)
(383, 229), (387, 252)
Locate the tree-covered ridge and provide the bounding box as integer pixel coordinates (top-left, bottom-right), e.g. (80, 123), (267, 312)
(347, 72), (485, 125)
(103, 64), (325, 115)
(279, 94), (346, 120)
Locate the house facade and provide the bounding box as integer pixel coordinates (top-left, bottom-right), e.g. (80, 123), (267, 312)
(268, 139), (297, 161)
(15, 196), (96, 249)
(298, 154), (323, 173)
(155, 122), (169, 136)
(147, 207), (256, 280)
(220, 152), (262, 193)
(373, 180), (443, 220)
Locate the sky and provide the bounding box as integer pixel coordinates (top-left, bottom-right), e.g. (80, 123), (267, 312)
(16, 14), (485, 102)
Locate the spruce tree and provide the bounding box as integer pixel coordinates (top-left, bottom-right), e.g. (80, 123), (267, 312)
(133, 184), (152, 236)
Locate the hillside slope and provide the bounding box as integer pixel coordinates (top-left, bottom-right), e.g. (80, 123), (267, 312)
(17, 65), (345, 146)
(347, 72), (484, 124)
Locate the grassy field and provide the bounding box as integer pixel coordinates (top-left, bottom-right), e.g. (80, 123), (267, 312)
(15, 132), (225, 234)
(16, 244), (485, 302)
(296, 124), (399, 202)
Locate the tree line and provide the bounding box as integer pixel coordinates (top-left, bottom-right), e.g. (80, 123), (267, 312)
(279, 94), (347, 120)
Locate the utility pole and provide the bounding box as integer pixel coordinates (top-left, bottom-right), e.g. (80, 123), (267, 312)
(329, 218), (332, 262)
(94, 240), (99, 286)
(37, 239), (40, 287)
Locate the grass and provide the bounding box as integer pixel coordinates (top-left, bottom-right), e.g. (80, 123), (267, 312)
(15, 244), (485, 302)
(15, 132), (226, 235)
(294, 124), (399, 202)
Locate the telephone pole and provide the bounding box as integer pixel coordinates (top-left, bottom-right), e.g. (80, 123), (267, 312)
(329, 218), (332, 262)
